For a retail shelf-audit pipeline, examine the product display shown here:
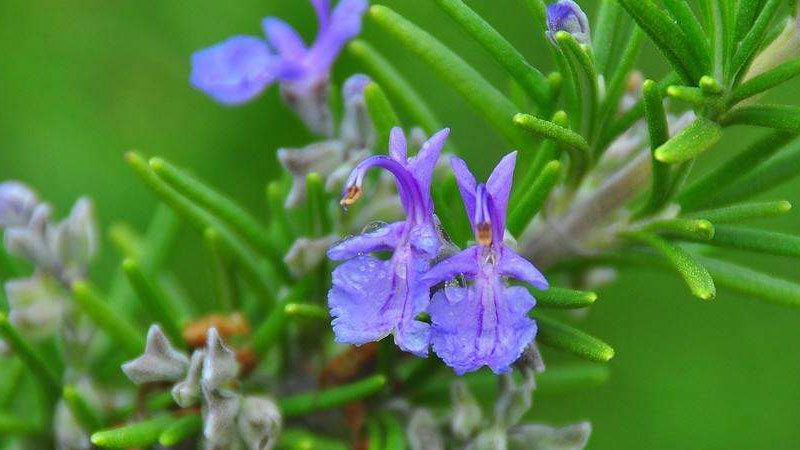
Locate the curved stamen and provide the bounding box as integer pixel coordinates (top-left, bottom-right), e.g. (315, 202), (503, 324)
(475, 184), (493, 246)
(341, 155), (425, 222)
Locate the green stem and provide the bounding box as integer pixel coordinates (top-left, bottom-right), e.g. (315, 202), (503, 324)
(279, 374), (387, 417)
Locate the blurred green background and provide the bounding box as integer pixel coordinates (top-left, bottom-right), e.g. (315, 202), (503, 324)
(1, 0), (799, 448)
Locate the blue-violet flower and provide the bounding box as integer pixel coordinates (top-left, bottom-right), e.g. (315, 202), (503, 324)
(327, 127), (450, 356)
(546, 0), (591, 46)
(424, 153), (548, 375)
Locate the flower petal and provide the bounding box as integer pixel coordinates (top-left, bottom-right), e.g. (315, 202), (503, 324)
(486, 151), (517, 232)
(190, 36), (278, 105)
(311, 0), (331, 29)
(409, 221), (440, 260)
(389, 127), (407, 162)
(306, 0), (368, 73)
(262, 17), (307, 61)
(449, 155), (477, 228)
(499, 246), (549, 289)
(430, 282), (537, 375)
(421, 246), (478, 287)
(408, 128), (450, 209)
(327, 221), (405, 260)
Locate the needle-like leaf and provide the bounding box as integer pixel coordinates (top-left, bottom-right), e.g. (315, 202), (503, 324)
(696, 255), (800, 308)
(556, 31), (600, 138)
(701, 225), (800, 257)
(122, 258), (185, 345)
(364, 82), (401, 152)
(722, 104), (800, 132)
(305, 172), (332, 236)
(639, 79), (672, 216)
(530, 311), (615, 362)
(381, 413), (407, 450)
(0, 414), (41, 436)
(663, 0), (712, 68)
(514, 113), (589, 180)
(730, 0), (783, 84)
(63, 385), (103, 433)
(643, 218), (716, 241)
(530, 286), (598, 309)
(284, 302), (328, 320)
(279, 429), (349, 450)
(158, 413), (202, 447)
(654, 118), (722, 163)
(727, 57), (800, 107)
(279, 374), (387, 417)
(0, 312), (60, 398)
(71, 281), (145, 356)
(369, 5), (533, 151)
(91, 415), (175, 449)
(685, 201), (792, 223)
(593, 0), (624, 76)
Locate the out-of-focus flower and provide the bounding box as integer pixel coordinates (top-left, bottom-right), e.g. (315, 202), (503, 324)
(407, 408), (445, 450)
(546, 1), (591, 46)
(327, 127), (450, 356)
(122, 325), (190, 384)
(191, 0), (368, 136)
(284, 235), (338, 278)
(0, 181), (39, 228)
(451, 380), (482, 440)
(5, 275), (66, 340)
(507, 422), (592, 450)
(238, 396), (282, 450)
(424, 153), (548, 375)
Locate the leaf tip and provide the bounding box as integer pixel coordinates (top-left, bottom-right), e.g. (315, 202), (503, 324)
(779, 200), (792, 212)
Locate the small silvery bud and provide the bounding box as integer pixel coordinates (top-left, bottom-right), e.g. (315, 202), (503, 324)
(203, 387), (241, 448)
(451, 380), (482, 441)
(546, 1), (591, 46)
(280, 77), (334, 138)
(237, 396), (282, 450)
(122, 325), (189, 384)
(507, 422), (592, 450)
(6, 275), (65, 339)
(173, 349), (205, 408)
(50, 197), (98, 282)
(339, 74), (375, 150)
(494, 371), (535, 429)
(516, 343), (546, 374)
(283, 235), (338, 278)
(0, 181), (39, 228)
(4, 203), (56, 270)
(407, 409), (445, 450)
(202, 328), (239, 392)
(467, 427), (507, 450)
(278, 141), (346, 208)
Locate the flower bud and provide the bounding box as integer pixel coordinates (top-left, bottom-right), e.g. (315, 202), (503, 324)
(494, 371), (535, 429)
(280, 77), (334, 138)
(203, 387), (241, 448)
(466, 427), (507, 450)
(278, 141), (346, 208)
(50, 197), (99, 282)
(202, 328), (239, 392)
(4, 203), (56, 270)
(507, 421), (592, 450)
(237, 396), (282, 450)
(173, 349), (205, 408)
(122, 325), (189, 384)
(451, 380), (483, 441)
(0, 181), (39, 228)
(408, 408), (444, 450)
(284, 235), (338, 278)
(5, 275), (65, 339)
(340, 74), (375, 150)
(546, 1), (591, 46)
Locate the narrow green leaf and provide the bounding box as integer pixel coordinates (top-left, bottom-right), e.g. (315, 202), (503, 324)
(63, 385), (103, 432)
(305, 172), (332, 237)
(108, 223), (145, 260)
(149, 157), (288, 280)
(699, 75), (724, 95)
(678, 131), (796, 209)
(0, 358), (23, 409)
(728, 57), (800, 106)
(642, 218), (716, 241)
(735, 0), (764, 42)
(685, 200), (792, 222)
(696, 255), (800, 308)
(433, 0), (551, 106)
(514, 113), (589, 179)
(204, 228), (237, 311)
(71, 281), (144, 355)
(279, 374), (387, 417)
(369, 5), (533, 151)
(654, 118), (723, 163)
(381, 413), (407, 450)
(0, 313), (60, 398)
(556, 31), (600, 138)
(126, 153), (277, 306)
(722, 104), (800, 132)
(530, 311), (615, 362)
(158, 413), (202, 447)
(508, 161), (561, 236)
(122, 259), (184, 344)
(640, 79), (672, 215)
(663, 0), (712, 67)
(266, 181), (293, 246)
(708, 136), (800, 206)
(593, 0), (624, 76)
(91, 415), (175, 448)
(622, 231), (716, 300)
(666, 85), (716, 107)
(284, 302), (328, 320)
(730, 0), (782, 84)
(0, 414), (41, 436)
(701, 224), (800, 257)
(530, 286), (598, 309)
(617, 0), (704, 83)
(515, 111), (567, 198)
(366, 418), (383, 450)
(251, 284), (307, 356)
(279, 428), (349, 450)
(364, 82), (401, 151)
(106, 391), (175, 425)
(347, 40), (442, 136)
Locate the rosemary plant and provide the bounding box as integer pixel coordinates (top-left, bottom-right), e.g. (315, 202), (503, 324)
(2, 0), (800, 448)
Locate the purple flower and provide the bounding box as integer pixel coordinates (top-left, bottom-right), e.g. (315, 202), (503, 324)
(424, 153), (548, 375)
(546, 0), (591, 46)
(190, 0), (368, 135)
(327, 127), (450, 356)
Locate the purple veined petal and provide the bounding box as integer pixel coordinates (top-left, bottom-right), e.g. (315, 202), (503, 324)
(408, 221), (440, 260)
(498, 246), (549, 290)
(342, 155), (427, 223)
(421, 246), (478, 287)
(262, 17), (308, 62)
(389, 127), (407, 162)
(327, 221), (405, 261)
(408, 128), (450, 209)
(190, 36), (279, 105)
(449, 155), (477, 228)
(305, 0), (368, 74)
(429, 281), (537, 375)
(311, 0), (332, 29)
(486, 151), (516, 232)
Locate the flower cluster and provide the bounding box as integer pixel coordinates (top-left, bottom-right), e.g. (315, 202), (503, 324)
(328, 127), (549, 374)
